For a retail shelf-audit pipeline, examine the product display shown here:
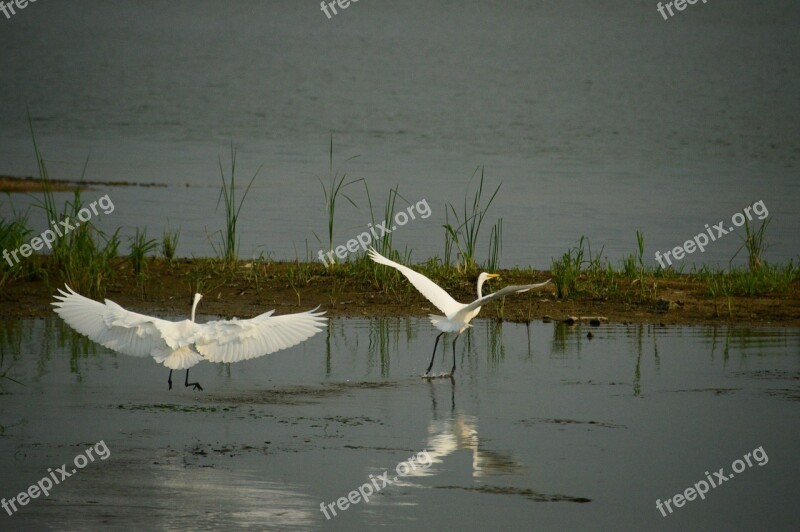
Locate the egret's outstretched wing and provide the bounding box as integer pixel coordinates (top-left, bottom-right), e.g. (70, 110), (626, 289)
(454, 280), (551, 321)
(51, 285), (189, 357)
(194, 308), (327, 363)
(368, 247), (462, 316)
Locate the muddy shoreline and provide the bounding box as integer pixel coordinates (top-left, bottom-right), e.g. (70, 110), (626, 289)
(3, 259), (798, 326)
(0, 174), (167, 193)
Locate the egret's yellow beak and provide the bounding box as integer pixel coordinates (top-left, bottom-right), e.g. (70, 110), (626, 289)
(487, 273), (500, 280)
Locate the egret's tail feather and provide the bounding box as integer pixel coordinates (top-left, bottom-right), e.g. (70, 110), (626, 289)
(428, 315), (467, 333)
(154, 346), (204, 370)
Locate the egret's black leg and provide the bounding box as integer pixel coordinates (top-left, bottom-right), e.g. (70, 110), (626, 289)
(451, 336), (459, 375)
(184, 368), (203, 391)
(168, 370), (173, 390)
(426, 332), (445, 375)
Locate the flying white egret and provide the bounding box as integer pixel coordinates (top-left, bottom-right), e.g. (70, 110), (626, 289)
(367, 248), (550, 377)
(52, 285), (327, 390)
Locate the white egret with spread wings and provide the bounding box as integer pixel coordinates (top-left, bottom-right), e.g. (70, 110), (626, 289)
(368, 248), (550, 377)
(52, 285), (327, 390)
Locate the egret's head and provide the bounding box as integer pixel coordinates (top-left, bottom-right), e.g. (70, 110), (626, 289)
(478, 273), (500, 284)
(476, 273), (500, 296)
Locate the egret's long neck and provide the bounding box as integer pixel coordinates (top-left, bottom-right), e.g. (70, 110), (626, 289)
(191, 297), (200, 323)
(477, 278), (486, 299)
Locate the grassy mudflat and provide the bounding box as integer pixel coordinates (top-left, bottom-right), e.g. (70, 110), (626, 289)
(3, 134), (797, 326)
(0, 174), (166, 192)
(2, 156), (797, 326)
(0, 175), (83, 193)
(3, 257), (799, 326)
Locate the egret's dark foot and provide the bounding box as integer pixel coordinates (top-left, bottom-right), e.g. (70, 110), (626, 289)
(168, 370), (173, 390)
(184, 369), (203, 391)
(422, 371), (453, 380)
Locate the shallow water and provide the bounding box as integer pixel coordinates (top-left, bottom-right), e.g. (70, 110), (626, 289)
(0, 317), (798, 530)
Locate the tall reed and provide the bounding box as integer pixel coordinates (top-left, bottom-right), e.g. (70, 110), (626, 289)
(214, 144), (261, 264)
(0, 201), (33, 289)
(733, 215), (770, 272)
(316, 136), (362, 260)
(361, 183), (413, 292)
(442, 167), (501, 271)
(161, 227), (180, 260)
(28, 112), (119, 296)
(485, 218), (503, 271)
(129, 227), (158, 289)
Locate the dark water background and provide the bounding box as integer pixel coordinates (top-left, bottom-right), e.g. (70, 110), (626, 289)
(1, 0), (798, 267)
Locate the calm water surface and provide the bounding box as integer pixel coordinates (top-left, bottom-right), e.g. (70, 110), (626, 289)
(0, 317), (798, 530)
(0, 0), (798, 267)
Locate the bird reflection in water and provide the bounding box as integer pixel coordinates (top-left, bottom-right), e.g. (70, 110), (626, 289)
(405, 381), (522, 478)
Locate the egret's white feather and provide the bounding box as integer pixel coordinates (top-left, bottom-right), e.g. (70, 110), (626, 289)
(52, 285), (327, 371)
(367, 248), (462, 316)
(369, 247), (550, 334)
(453, 280), (551, 323)
(195, 308), (327, 363)
(153, 345), (205, 370)
(52, 286), (181, 358)
(369, 247), (551, 376)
